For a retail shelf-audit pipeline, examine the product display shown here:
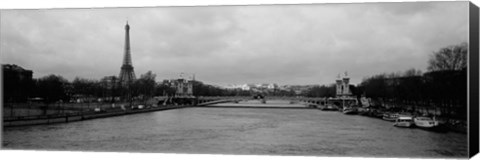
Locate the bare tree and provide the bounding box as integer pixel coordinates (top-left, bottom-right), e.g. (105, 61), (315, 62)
(428, 42), (468, 71)
(404, 68), (423, 77)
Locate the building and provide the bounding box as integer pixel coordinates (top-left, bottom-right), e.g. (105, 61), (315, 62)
(163, 78), (194, 97)
(267, 83), (278, 90)
(225, 83), (278, 92)
(2, 64), (34, 102)
(241, 84), (253, 91)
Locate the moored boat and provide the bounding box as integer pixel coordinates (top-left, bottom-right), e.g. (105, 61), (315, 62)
(343, 107), (357, 115)
(394, 115), (414, 128)
(357, 107), (369, 116)
(321, 104), (338, 111)
(413, 116), (439, 128)
(369, 109), (385, 118)
(382, 113), (399, 121)
(445, 120), (467, 133)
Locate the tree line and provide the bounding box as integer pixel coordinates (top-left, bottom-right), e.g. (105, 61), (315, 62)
(358, 43), (468, 119)
(4, 69), (258, 104)
(303, 42), (468, 119)
(30, 71), (157, 104)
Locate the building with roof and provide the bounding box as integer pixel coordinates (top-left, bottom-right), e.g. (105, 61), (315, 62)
(2, 64), (34, 102)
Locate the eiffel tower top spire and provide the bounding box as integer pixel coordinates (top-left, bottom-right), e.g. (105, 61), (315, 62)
(119, 21), (135, 86)
(122, 21), (132, 66)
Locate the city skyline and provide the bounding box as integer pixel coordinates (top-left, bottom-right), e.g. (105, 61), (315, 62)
(0, 2), (468, 86)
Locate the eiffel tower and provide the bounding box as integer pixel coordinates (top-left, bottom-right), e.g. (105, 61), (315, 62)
(119, 21), (136, 86)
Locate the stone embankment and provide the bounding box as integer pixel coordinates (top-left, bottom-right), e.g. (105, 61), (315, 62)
(3, 106), (185, 127)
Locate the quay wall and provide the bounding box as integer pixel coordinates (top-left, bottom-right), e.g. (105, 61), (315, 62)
(3, 106), (185, 127)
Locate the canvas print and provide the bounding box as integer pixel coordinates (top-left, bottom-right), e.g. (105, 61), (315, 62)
(1, 1), (474, 158)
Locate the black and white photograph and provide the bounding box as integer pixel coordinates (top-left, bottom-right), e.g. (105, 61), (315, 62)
(1, 0), (479, 159)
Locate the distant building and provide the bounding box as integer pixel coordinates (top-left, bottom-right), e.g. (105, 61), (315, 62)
(2, 64), (34, 102)
(224, 84), (250, 91)
(224, 83), (278, 92)
(286, 85), (316, 95)
(241, 84), (252, 91)
(164, 78), (193, 97)
(277, 85), (291, 91)
(267, 83), (278, 90)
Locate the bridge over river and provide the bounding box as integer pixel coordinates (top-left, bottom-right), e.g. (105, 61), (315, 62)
(196, 96), (327, 108)
(200, 99), (314, 109)
(2, 98), (468, 158)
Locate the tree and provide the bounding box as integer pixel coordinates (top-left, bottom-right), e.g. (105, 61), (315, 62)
(428, 42), (468, 72)
(71, 77), (98, 102)
(142, 71), (157, 97)
(34, 75), (70, 115)
(156, 81), (176, 96)
(404, 68), (422, 77)
(305, 84), (336, 97)
(359, 74), (388, 106)
(36, 74), (70, 103)
(100, 76), (119, 102)
(132, 71), (157, 103)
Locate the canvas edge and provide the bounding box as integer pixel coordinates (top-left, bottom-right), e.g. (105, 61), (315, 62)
(469, 1), (479, 158)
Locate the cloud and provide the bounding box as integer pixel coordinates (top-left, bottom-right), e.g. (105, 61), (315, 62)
(0, 2), (469, 86)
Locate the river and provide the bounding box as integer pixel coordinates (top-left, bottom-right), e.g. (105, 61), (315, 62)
(2, 100), (467, 158)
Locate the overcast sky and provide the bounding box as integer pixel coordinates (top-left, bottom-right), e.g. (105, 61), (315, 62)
(0, 2), (469, 86)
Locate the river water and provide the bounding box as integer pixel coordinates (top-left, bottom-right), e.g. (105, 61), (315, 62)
(2, 100), (467, 158)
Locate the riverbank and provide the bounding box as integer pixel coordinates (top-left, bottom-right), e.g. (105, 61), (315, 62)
(3, 105), (186, 127)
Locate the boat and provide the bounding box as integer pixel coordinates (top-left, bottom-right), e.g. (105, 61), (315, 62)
(357, 107), (369, 116)
(445, 120), (467, 133)
(343, 107), (357, 115)
(413, 116), (439, 128)
(382, 113), (399, 121)
(372, 112), (384, 118)
(367, 108), (384, 118)
(394, 115), (414, 127)
(308, 104), (317, 108)
(321, 104), (338, 111)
